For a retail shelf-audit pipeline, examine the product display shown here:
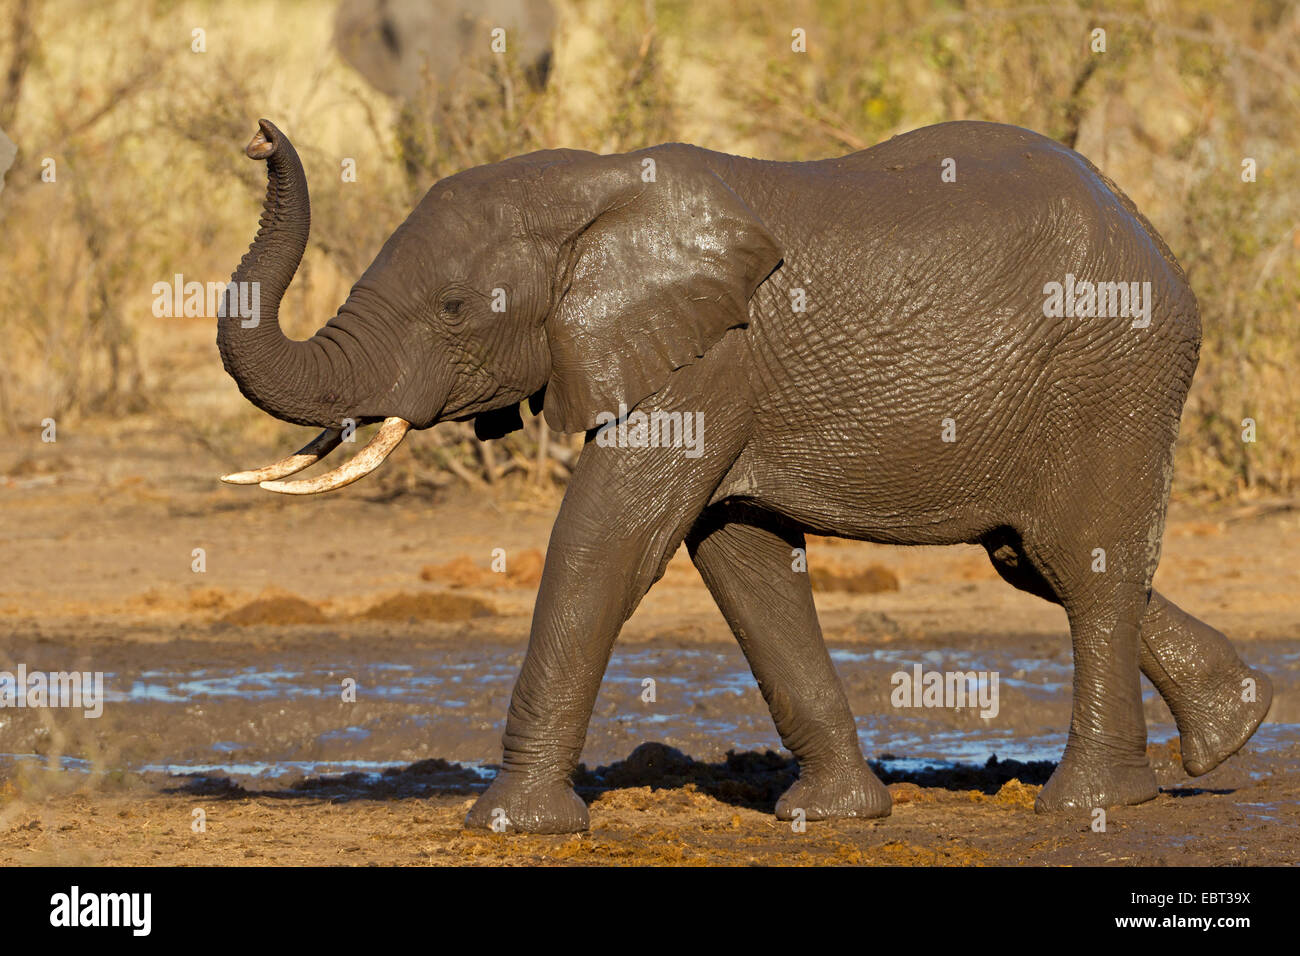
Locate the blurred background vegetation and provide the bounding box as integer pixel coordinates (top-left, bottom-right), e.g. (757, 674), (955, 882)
(0, 0), (1296, 501)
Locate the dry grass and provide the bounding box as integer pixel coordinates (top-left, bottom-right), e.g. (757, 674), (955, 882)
(0, 0), (1296, 498)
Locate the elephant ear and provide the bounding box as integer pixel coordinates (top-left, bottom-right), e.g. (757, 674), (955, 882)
(540, 151), (783, 434)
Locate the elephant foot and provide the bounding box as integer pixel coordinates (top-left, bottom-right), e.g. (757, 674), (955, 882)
(775, 759), (892, 822)
(464, 771), (589, 834)
(1176, 666), (1273, 776)
(1034, 749), (1157, 813)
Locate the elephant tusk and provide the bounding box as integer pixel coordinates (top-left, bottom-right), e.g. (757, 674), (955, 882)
(220, 427), (345, 484)
(258, 417), (411, 495)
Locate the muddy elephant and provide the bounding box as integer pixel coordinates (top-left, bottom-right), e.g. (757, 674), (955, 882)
(216, 118), (1271, 833)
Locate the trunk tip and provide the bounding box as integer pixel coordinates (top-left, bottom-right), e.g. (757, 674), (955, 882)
(245, 118), (280, 161)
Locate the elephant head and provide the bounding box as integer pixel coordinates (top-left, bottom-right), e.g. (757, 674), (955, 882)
(219, 120), (782, 493)
(333, 0), (557, 100)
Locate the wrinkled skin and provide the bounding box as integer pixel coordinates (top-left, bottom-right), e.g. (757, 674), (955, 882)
(219, 119), (1272, 833)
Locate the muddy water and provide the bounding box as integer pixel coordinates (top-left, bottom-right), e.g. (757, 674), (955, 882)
(4, 634), (1295, 800)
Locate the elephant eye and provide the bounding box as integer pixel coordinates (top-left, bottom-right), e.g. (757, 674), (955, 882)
(442, 299), (463, 316)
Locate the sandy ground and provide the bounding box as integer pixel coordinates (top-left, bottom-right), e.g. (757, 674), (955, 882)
(0, 422), (1296, 865)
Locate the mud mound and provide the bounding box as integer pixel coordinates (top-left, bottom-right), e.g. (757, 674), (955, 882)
(811, 561), (900, 593)
(420, 555), (494, 588)
(888, 782), (940, 804)
(287, 758), (489, 798)
(506, 549), (545, 586)
(187, 587), (233, 611)
(990, 778), (1039, 809)
(163, 758), (490, 801)
(575, 744), (1054, 810)
(419, 549), (544, 588)
(359, 591), (496, 621)
(221, 595), (326, 626)
(575, 742), (797, 808)
(162, 775), (249, 797)
(876, 753), (1054, 793)
(591, 783), (721, 815)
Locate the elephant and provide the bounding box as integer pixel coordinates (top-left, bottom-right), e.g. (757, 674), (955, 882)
(333, 0), (556, 99)
(216, 117), (1272, 833)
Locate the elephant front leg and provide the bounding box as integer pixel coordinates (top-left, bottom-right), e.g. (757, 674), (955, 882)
(465, 393), (750, 833)
(464, 516), (664, 833)
(464, 512), (670, 832)
(688, 505), (890, 821)
(462, 527), (623, 833)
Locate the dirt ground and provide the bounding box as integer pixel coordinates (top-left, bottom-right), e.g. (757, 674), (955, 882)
(1, 423), (1296, 865)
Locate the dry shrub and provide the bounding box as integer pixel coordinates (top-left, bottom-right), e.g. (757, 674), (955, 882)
(1, 0), (1295, 498)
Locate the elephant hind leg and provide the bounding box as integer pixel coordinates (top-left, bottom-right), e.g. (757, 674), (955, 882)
(1138, 591), (1272, 776)
(687, 503), (890, 821)
(1015, 531), (1157, 812)
(983, 532), (1272, 777)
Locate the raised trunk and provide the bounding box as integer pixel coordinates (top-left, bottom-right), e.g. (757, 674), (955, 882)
(218, 119), (370, 428)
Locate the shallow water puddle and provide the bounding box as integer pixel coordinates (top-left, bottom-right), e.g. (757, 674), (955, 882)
(2, 640), (1294, 787)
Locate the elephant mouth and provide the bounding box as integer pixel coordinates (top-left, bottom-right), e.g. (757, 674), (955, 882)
(220, 416), (411, 495)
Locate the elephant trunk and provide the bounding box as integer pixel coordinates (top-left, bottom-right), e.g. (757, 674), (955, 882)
(218, 118), (362, 428)
(217, 119), (453, 494)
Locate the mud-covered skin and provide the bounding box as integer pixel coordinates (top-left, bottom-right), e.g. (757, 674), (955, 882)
(218, 119), (1270, 833)
(1138, 592), (1274, 776)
